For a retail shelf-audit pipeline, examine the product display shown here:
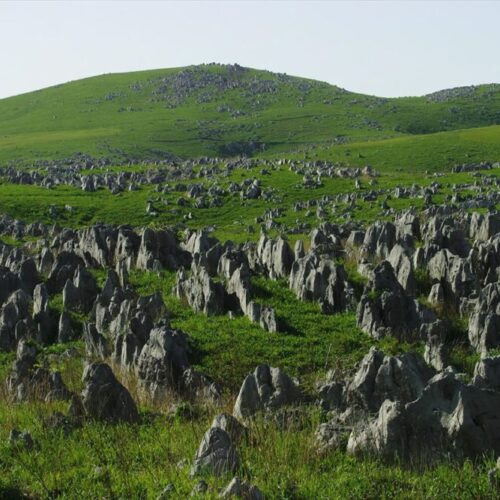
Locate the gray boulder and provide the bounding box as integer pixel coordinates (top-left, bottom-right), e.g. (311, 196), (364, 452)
(473, 356), (500, 391)
(428, 249), (478, 309)
(81, 362), (139, 423)
(190, 427), (239, 477)
(136, 325), (190, 400)
(174, 265), (225, 316)
(83, 322), (109, 358)
(0, 289), (31, 351)
(32, 283), (55, 345)
(220, 477), (263, 499)
(211, 413), (247, 443)
(470, 212), (500, 241)
(233, 365), (301, 419)
(58, 311), (75, 343)
(62, 265), (99, 313)
(256, 235), (294, 279)
(387, 244), (416, 295)
(424, 333), (448, 371)
(289, 253), (354, 313)
(347, 370), (500, 461)
(356, 261), (439, 341)
(468, 282), (500, 353)
(346, 347), (434, 413)
(361, 221), (396, 259)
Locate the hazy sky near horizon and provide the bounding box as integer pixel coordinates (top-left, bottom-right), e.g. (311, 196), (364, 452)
(1, 0), (499, 99)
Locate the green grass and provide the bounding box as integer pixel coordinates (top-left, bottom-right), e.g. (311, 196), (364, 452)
(0, 395), (497, 499)
(1, 63), (500, 499)
(1, 160), (499, 243)
(130, 271), (375, 391)
(282, 124), (500, 172)
(0, 64), (499, 164)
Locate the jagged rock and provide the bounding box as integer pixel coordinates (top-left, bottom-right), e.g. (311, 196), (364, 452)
(220, 477), (263, 499)
(136, 325), (190, 400)
(115, 226), (141, 271)
(183, 229), (217, 256)
(233, 365), (301, 419)
(217, 249), (248, 280)
(182, 368), (221, 402)
(18, 259), (38, 295)
(346, 347), (434, 413)
(317, 371), (344, 411)
(62, 266), (99, 313)
(6, 340), (71, 402)
(174, 265), (226, 316)
(289, 253), (354, 313)
(58, 312), (74, 343)
(468, 282), (500, 353)
(470, 212), (500, 241)
(357, 261), (440, 341)
(76, 225), (116, 267)
(294, 239), (305, 260)
(38, 247), (54, 275)
(347, 370), (500, 461)
(395, 211), (420, 245)
(0, 289), (31, 351)
(136, 228), (185, 271)
(427, 283), (445, 306)
(473, 356), (500, 391)
(32, 283), (54, 345)
(83, 322), (109, 358)
(258, 305), (280, 333)
(46, 251), (86, 293)
(387, 244), (416, 295)
(190, 427), (239, 477)
(422, 216), (470, 257)
(100, 269), (120, 302)
(473, 233), (500, 285)
(428, 249), (478, 309)
(227, 265), (253, 314)
(346, 230), (365, 247)
(0, 267), (21, 306)
(256, 234), (294, 279)
(211, 413), (247, 443)
(81, 362), (139, 423)
(424, 333), (448, 371)
(361, 221), (396, 259)
(43, 371), (72, 402)
(6, 339), (37, 401)
(315, 420), (350, 452)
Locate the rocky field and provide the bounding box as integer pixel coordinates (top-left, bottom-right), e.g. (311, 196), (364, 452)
(1, 154), (500, 498)
(1, 65), (500, 499)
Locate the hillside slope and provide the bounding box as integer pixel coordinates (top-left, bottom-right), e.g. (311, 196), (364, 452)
(0, 63), (499, 163)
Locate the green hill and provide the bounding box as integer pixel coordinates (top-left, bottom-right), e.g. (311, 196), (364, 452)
(0, 63), (499, 164)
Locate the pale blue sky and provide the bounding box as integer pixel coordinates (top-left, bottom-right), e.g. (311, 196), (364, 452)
(1, 0), (499, 99)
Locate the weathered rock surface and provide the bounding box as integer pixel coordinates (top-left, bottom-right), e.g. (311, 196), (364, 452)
(190, 427), (239, 477)
(357, 261), (440, 341)
(233, 365), (301, 419)
(468, 282), (500, 353)
(345, 347), (435, 413)
(220, 477), (263, 499)
(289, 253), (354, 313)
(136, 325), (190, 399)
(81, 362), (139, 423)
(347, 370), (500, 461)
(174, 265), (226, 316)
(473, 356), (500, 391)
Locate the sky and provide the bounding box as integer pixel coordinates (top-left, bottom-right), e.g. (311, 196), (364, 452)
(0, 0), (499, 99)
